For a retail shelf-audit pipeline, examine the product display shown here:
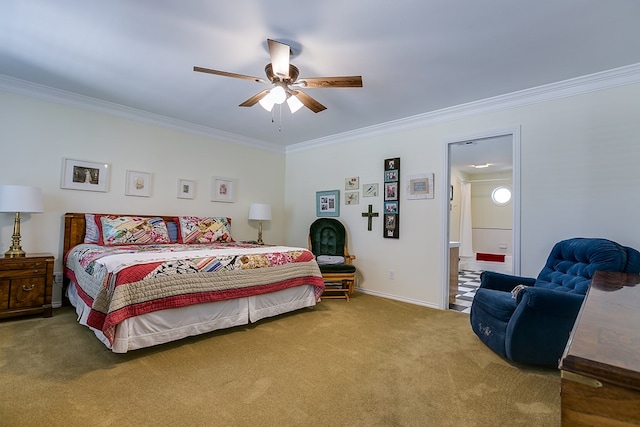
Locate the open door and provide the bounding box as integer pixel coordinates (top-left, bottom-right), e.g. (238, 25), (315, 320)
(441, 127), (521, 310)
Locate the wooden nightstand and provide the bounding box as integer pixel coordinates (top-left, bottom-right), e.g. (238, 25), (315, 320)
(0, 253), (54, 319)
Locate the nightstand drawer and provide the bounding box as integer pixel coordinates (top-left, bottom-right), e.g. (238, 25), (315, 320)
(0, 260), (47, 272)
(8, 277), (46, 308)
(0, 253), (54, 319)
(0, 267), (48, 279)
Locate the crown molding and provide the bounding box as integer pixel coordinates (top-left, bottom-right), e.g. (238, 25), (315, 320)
(287, 62), (640, 153)
(0, 75), (285, 154)
(2, 63), (639, 156)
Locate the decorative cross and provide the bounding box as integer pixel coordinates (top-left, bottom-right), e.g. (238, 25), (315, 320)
(361, 204), (379, 231)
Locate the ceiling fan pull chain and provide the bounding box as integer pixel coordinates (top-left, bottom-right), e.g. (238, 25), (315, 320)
(279, 104), (282, 132)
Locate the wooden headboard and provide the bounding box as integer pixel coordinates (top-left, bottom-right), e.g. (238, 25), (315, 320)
(63, 213), (178, 255)
(62, 213), (179, 299)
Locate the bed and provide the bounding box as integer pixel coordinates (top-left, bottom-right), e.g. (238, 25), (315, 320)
(63, 213), (324, 353)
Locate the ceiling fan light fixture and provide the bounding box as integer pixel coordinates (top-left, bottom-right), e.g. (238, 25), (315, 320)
(287, 95), (304, 114)
(259, 94), (276, 112)
(270, 85), (286, 104)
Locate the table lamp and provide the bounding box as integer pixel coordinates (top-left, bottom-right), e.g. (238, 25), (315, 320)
(0, 185), (44, 257)
(248, 203), (271, 245)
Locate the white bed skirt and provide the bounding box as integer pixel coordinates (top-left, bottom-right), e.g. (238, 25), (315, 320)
(67, 282), (317, 353)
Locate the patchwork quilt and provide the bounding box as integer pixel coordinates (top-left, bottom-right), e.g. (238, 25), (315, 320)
(65, 242), (324, 345)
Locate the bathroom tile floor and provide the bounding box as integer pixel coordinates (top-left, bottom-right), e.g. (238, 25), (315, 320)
(449, 270), (482, 314)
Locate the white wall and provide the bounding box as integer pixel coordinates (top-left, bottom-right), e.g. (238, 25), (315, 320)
(284, 83), (640, 308)
(2, 78), (640, 311)
(0, 91), (286, 305)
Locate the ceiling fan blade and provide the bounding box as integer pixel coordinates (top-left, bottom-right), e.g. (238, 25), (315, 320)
(239, 90), (271, 107)
(298, 76), (363, 88)
(267, 39), (290, 80)
(291, 90), (326, 113)
(193, 66), (266, 83)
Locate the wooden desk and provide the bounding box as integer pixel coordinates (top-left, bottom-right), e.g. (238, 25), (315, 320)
(559, 271), (640, 426)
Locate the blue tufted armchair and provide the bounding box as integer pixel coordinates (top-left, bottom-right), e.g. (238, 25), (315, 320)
(470, 238), (640, 367)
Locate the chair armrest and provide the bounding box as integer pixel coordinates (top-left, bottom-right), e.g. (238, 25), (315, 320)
(479, 271), (536, 292)
(506, 287), (586, 366)
(516, 287), (585, 318)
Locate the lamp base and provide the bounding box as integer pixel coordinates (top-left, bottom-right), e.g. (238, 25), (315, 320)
(5, 248), (26, 258)
(256, 220), (264, 245)
(5, 212), (26, 257)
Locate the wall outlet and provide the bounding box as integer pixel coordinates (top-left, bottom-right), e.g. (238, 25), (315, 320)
(53, 272), (63, 286)
(389, 270), (395, 280)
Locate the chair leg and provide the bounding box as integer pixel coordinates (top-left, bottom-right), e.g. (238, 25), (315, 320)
(345, 279), (354, 294)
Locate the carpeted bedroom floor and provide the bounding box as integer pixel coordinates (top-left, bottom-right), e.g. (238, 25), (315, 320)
(0, 293), (560, 426)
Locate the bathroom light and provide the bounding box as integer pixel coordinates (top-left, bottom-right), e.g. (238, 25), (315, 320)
(470, 163), (492, 169)
(491, 186), (512, 205)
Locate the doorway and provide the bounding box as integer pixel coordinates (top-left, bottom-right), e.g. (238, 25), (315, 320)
(441, 127), (521, 310)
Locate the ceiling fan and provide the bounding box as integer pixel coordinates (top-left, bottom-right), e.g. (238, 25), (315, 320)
(194, 39), (362, 114)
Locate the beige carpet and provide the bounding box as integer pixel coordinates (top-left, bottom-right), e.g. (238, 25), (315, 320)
(0, 293), (560, 426)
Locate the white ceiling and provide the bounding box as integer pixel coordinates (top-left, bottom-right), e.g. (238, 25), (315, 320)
(2, 1), (640, 151)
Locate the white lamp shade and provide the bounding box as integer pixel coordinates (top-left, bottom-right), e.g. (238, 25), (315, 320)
(270, 85), (286, 104)
(287, 95), (304, 113)
(259, 93), (276, 112)
(248, 203), (272, 221)
(0, 185), (43, 213)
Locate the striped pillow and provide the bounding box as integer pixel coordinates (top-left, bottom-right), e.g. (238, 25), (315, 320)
(176, 216), (234, 244)
(98, 215), (170, 245)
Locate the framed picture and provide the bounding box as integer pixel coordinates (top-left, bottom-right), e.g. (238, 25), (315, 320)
(211, 176), (236, 202)
(316, 190), (340, 217)
(125, 170), (152, 197)
(363, 183), (379, 197)
(384, 157), (400, 239)
(345, 177), (359, 190)
(60, 158), (109, 192)
(384, 170), (398, 182)
(345, 191), (359, 205)
(177, 179), (195, 199)
(384, 201), (398, 214)
(407, 173), (434, 200)
(384, 182), (398, 200)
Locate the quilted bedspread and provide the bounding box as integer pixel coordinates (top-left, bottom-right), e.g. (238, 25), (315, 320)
(65, 242), (324, 345)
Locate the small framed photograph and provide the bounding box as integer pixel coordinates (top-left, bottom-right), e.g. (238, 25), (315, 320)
(177, 179), (195, 199)
(345, 191), (359, 205)
(345, 177), (359, 190)
(211, 176), (236, 203)
(384, 170), (398, 182)
(125, 170), (152, 197)
(384, 182), (398, 201)
(385, 214), (397, 230)
(316, 190), (340, 217)
(384, 201), (398, 214)
(363, 183), (379, 197)
(407, 173), (434, 200)
(60, 158), (109, 192)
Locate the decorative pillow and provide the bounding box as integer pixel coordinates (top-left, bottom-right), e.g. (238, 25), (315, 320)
(166, 220), (178, 243)
(177, 216), (234, 244)
(97, 215), (171, 245)
(316, 255), (345, 265)
(84, 213), (100, 243)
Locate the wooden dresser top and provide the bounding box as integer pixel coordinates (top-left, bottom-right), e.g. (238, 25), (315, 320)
(560, 271), (640, 391)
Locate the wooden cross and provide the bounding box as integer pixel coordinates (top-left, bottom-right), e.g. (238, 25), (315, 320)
(361, 204), (379, 231)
